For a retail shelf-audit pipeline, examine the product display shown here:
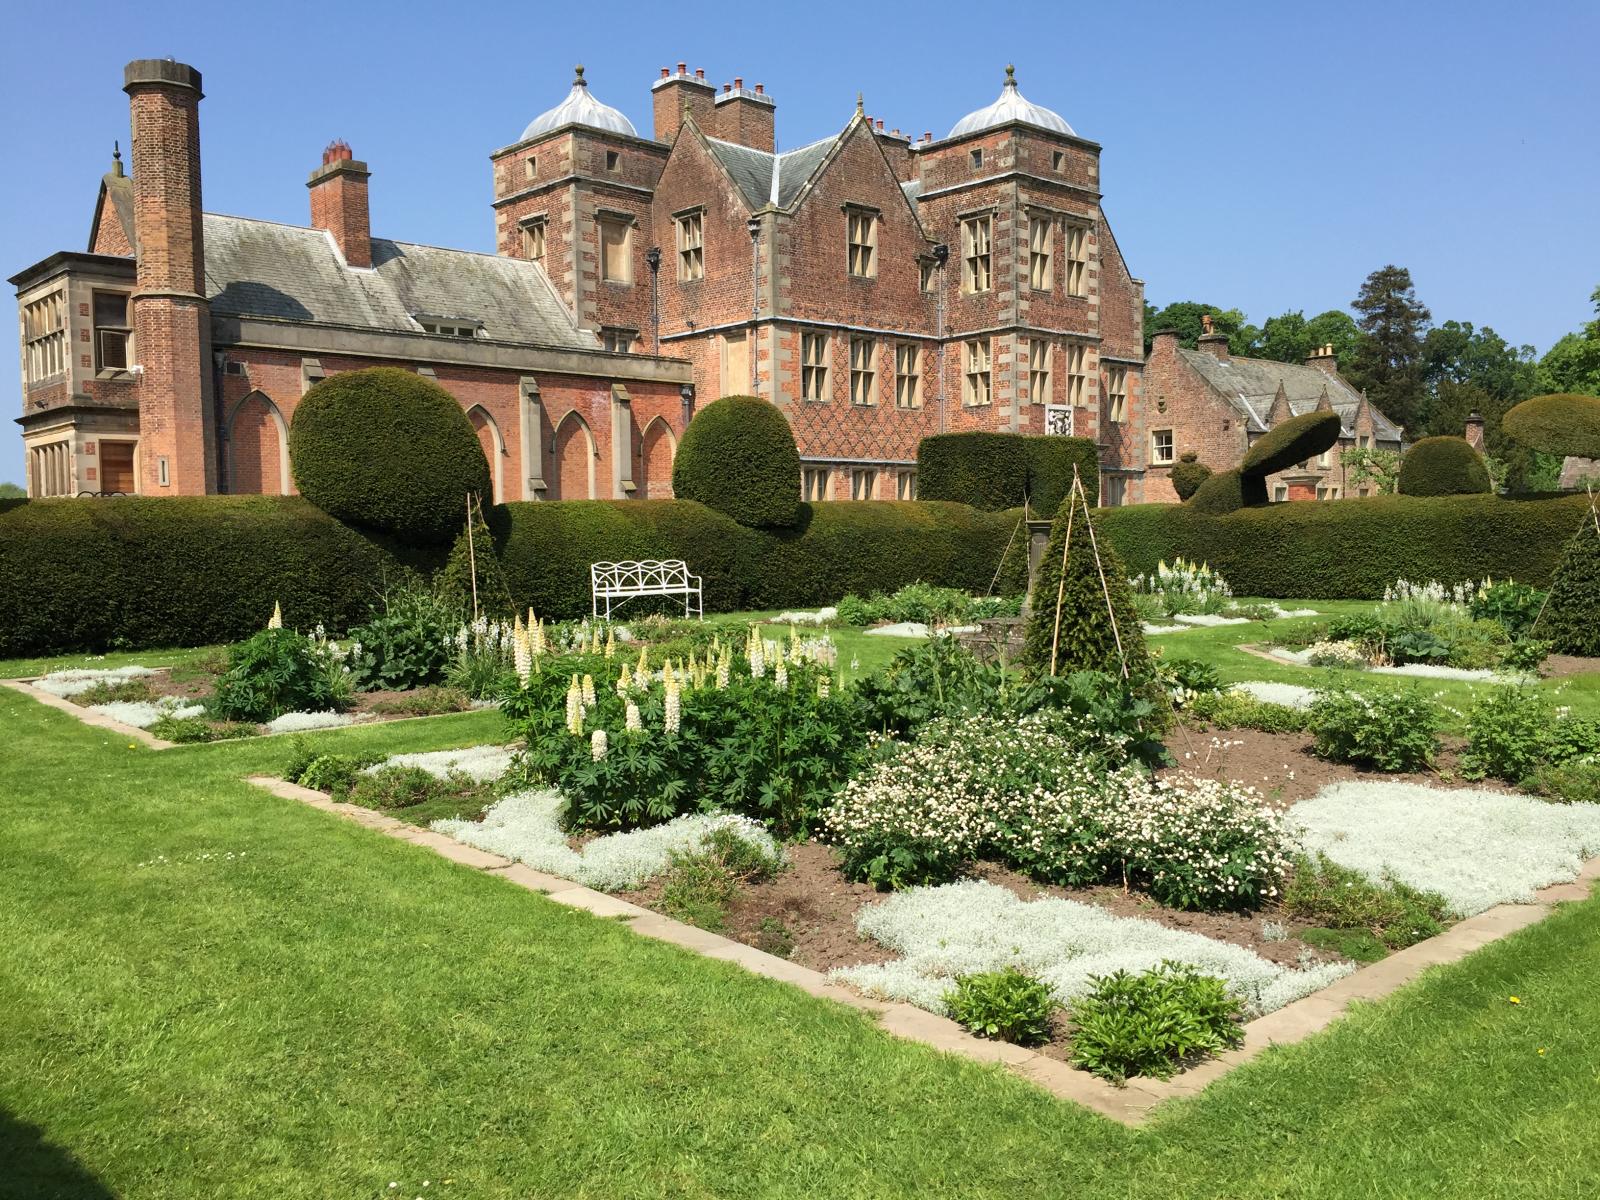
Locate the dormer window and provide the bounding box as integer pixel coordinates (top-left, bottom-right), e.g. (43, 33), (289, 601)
(419, 320), (480, 339)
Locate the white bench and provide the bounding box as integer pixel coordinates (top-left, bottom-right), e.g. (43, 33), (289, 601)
(590, 559), (703, 620)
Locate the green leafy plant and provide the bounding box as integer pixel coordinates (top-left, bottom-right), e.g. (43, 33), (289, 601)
(368, 685), (474, 717)
(74, 678), (157, 706)
(1529, 759), (1600, 805)
(1282, 854), (1449, 952)
(1463, 687), (1600, 783)
(346, 585), (460, 692)
(1186, 690), (1309, 734)
(294, 752), (383, 799)
(946, 968), (1056, 1046)
(671, 395), (801, 528)
(1067, 962), (1245, 1083)
(148, 714), (255, 743)
(209, 628), (347, 723)
(1341, 446), (1401, 495)
(1309, 688), (1442, 772)
(1470, 580), (1547, 639)
(658, 825), (781, 932)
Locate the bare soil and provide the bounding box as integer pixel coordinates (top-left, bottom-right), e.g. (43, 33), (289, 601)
(1541, 654), (1600, 680)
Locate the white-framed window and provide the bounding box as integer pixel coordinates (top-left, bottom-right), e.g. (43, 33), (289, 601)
(896, 468), (917, 500)
(420, 320), (479, 338)
(961, 215), (992, 294)
(93, 291), (132, 372)
(919, 259), (937, 292)
(1028, 215), (1052, 291)
(675, 211), (704, 281)
(521, 218), (546, 261)
(1105, 366), (1128, 423)
(22, 290), (66, 383)
(1317, 448), (1331, 468)
(1274, 484), (1289, 502)
(800, 332), (829, 401)
(847, 209), (877, 278)
(601, 328), (634, 353)
(1065, 343), (1088, 407)
(963, 338), (991, 407)
(849, 337), (876, 405)
(1151, 428), (1175, 465)
(894, 344), (921, 409)
(850, 467), (877, 501)
(1064, 224), (1088, 296)
(1317, 483), (1342, 500)
(599, 216), (632, 284)
(1028, 338), (1051, 405)
(802, 466), (831, 502)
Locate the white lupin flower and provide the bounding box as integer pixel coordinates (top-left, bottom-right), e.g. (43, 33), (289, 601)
(581, 674), (596, 707)
(625, 700), (642, 732)
(604, 628), (616, 659)
(565, 674), (584, 735)
(748, 628), (766, 679)
(663, 661), (681, 734)
(591, 729), (608, 761)
(512, 616), (532, 685)
(617, 662), (634, 696)
(716, 651), (730, 689)
(774, 659), (788, 692)
(267, 601), (283, 630)
(817, 675), (830, 699)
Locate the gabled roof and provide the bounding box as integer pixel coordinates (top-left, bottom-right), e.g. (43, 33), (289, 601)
(1178, 348), (1404, 442)
(201, 213), (596, 350)
(703, 133), (840, 211)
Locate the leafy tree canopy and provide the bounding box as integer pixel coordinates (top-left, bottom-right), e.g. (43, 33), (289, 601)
(1253, 309), (1362, 366)
(1536, 286), (1600, 397)
(1143, 300), (1259, 355)
(1345, 265), (1433, 436)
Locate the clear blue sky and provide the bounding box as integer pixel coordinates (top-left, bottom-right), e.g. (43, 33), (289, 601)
(4, 0), (1597, 486)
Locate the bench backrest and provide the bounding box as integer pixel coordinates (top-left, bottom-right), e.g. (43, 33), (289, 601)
(591, 560), (692, 591)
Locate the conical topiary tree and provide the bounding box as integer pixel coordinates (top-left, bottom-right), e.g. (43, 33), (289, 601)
(438, 497), (513, 619)
(1537, 503), (1600, 656)
(1021, 478), (1149, 678)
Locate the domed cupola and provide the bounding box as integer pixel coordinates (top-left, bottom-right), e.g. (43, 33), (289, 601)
(948, 65), (1073, 139)
(521, 65), (639, 141)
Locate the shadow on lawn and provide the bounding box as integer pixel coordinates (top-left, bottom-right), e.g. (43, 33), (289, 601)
(1, 1106), (117, 1198)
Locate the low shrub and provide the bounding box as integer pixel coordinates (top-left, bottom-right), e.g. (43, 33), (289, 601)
(1168, 454), (1212, 502)
(1067, 962), (1245, 1083)
(292, 751), (383, 798)
(1462, 687), (1600, 783)
(946, 968), (1056, 1046)
(1156, 656), (1222, 702)
(1529, 760), (1600, 805)
(1281, 853), (1449, 951)
(210, 629), (350, 723)
(834, 582), (1019, 627)
(1308, 688), (1442, 772)
(367, 686), (474, 717)
(345, 766), (492, 825)
(148, 714), (256, 743)
(657, 825), (781, 932)
(74, 678), (157, 706)
(1130, 557), (1233, 617)
(1187, 689), (1310, 734)
(1186, 468), (1264, 515)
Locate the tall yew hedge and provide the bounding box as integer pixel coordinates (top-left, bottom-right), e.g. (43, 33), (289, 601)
(918, 432), (1099, 514)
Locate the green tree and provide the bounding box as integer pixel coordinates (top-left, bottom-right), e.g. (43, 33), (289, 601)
(1255, 309), (1362, 366)
(1422, 321), (1537, 403)
(1346, 265), (1432, 435)
(1536, 286), (1600, 396)
(1143, 300), (1259, 355)
(0, 482), (24, 499)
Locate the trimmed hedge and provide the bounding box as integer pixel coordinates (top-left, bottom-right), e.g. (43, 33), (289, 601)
(1397, 436), (1490, 496)
(670, 395), (801, 528)
(289, 367), (491, 544)
(1169, 456), (1212, 501)
(1188, 469), (1267, 514)
(1502, 393), (1600, 460)
(0, 497), (430, 657)
(1097, 493), (1593, 599)
(1239, 410), (1343, 477)
(918, 432), (1099, 514)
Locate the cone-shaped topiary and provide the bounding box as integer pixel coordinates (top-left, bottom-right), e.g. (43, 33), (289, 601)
(1240, 410), (1344, 478)
(1502, 394), (1600, 460)
(1022, 486), (1149, 678)
(1169, 454), (1213, 501)
(1397, 436), (1491, 496)
(289, 367), (491, 545)
(438, 500), (514, 618)
(993, 514), (1031, 597)
(1187, 468), (1268, 514)
(671, 395), (801, 528)
(1537, 507), (1600, 655)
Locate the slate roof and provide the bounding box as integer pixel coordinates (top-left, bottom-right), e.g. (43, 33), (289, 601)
(704, 134), (840, 210)
(1178, 348), (1404, 442)
(201, 213), (596, 350)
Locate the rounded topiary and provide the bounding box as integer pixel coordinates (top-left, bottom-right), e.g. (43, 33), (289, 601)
(1022, 490), (1149, 678)
(1397, 436), (1491, 497)
(671, 395), (801, 528)
(1239, 410), (1344, 478)
(289, 367), (490, 544)
(1502, 394), (1600, 460)
(1187, 468), (1268, 514)
(1169, 454), (1213, 501)
(1538, 513), (1600, 656)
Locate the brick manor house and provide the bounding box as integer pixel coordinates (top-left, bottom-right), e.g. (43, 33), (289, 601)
(12, 58), (1161, 505)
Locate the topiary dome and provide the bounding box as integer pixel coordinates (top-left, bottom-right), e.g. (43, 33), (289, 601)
(671, 395), (802, 528)
(1397, 436), (1491, 497)
(289, 367), (491, 545)
(1239, 410), (1344, 478)
(1502, 394), (1600, 461)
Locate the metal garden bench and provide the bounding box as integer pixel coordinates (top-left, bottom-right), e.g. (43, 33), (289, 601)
(590, 559), (703, 619)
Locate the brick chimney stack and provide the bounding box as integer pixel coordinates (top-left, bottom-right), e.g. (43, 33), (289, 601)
(1196, 312), (1229, 362)
(1465, 410), (1485, 451)
(713, 76), (775, 151)
(123, 58), (216, 494)
(652, 63), (716, 142)
(308, 139), (372, 268)
(1305, 342), (1340, 376)
(1149, 328), (1179, 359)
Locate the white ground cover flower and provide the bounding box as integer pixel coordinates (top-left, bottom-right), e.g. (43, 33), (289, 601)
(832, 881), (1352, 1017)
(773, 607), (838, 625)
(367, 745), (513, 783)
(266, 710), (356, 733)
(35, 666), (157, 698)
(1265, 606), (1319, 619)
(1306, 639), (1368, 669)
(88, 696), (205, 729)
(1142, 623), (1188, 635)
(432, 788), (782, 891)
(1291, 782), (1600, 915)
(1229, 681), (1318, 710)
(865, 622), (931, 638)
(1367, 663), (1514, 682)
(1173, 613), (1252, 627)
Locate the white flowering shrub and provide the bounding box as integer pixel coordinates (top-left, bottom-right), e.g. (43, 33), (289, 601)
(367, 745), (513, 783)
(35, 666), (157, 698)
(832, 881), (1352, 1018)
(1291, 781), (1600, 915)
(432, 788), (782, 891)
(1306, 639), (1368, 669)
(266, 710), (356, 734)
(825, 714), (1291, 910)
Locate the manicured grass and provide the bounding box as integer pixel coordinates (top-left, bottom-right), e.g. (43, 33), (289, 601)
(6, 671), (1600, 1195)
(1150, 599), (1600, 731)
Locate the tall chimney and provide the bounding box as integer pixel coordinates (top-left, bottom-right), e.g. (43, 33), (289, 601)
(1149, 328), (1179, 358)
(124, 58), (216, 494)
(1305, 342), (1340, 376)
(1465, 410), (1485, 451)
(308, 139), (372, 268)
(712, 78), (775, 151)
(652, 63), (716, 143)
(1196, 313), (1229, 362)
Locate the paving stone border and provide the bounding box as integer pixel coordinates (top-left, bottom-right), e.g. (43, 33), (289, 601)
(244, 772), (1599, 1127)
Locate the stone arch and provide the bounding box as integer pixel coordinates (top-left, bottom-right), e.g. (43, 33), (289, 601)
(639, 416), (677, 500)
(467, 404), (505, 503)
(549, 409), (597, 501)
(226, 390), (290, 495)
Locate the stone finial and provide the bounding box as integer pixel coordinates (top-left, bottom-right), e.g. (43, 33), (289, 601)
(1005, 64), (1017, 85)
(111, 140), (124, 177)
(574, 64), (587, 86)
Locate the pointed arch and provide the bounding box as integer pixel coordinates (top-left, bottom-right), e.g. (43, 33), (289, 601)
(466, 404), (506, 503)
(225, 390), (290, 495)
(638, 415), (678, 500)
(549, 409), (597, 500)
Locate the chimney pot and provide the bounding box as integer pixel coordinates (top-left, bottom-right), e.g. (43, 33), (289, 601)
(677, 61), (686, 74)
(723, 83), (731, 93)
(734, 76), (743, 89)
(695, 67), (705, 80)
(754, 83), (764, 95)
(660, 67), (669, 79)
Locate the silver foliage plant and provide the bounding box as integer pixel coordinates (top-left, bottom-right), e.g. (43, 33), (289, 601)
(35, 666), (157, 698)
(432, 788), (782, 892)
(366, 745), (514, 783)
(87, 696), (204, 729)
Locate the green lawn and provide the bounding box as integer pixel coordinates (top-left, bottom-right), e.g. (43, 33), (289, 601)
(5, 656), (1600, 1196)
(1148, 599), (1600, 729)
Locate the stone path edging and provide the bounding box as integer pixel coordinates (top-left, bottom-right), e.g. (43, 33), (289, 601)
(243, 773), (1599, 1127)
